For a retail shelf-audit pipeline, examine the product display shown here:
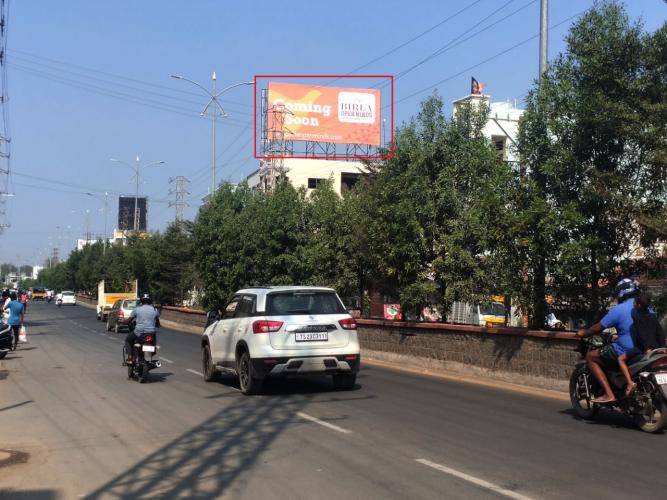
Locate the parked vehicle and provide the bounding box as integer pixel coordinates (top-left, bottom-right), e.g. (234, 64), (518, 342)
(123, 329), (161, 383)
(96, 279), (137, 321)
(58, 291), (77, 306)
(201, 286), (361, 395)
(449, 299), (506, 327)
(570, 332), (667, 433)
(106, 298), (140, 333)
(0, 322), (12, 359)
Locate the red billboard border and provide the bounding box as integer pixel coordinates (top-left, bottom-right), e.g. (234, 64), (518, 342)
(253, 74), (395, 161)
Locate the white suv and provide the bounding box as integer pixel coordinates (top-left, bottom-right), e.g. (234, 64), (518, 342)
(201, 286), (360, 395)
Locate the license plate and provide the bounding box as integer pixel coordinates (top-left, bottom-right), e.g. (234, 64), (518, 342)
(295, 332), (328, 342)
(655, 373), (667, 385)
(142, 345), (156, 352)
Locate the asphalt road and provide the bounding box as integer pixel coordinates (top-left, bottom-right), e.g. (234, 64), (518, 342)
(2, 302), (667, 499)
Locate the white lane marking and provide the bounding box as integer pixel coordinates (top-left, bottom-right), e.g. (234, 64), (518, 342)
(186, 369), (203, 377)
(415, 459), (535, 500)
(296, 412), (352, 434)
(161, 357), (174, 364)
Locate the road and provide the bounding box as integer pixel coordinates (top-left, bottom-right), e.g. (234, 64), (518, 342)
(1, 302), (667, 499)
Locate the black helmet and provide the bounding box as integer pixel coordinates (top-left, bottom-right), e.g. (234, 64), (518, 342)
(614, 278), (639, 302)
(140, 293), (152, 304)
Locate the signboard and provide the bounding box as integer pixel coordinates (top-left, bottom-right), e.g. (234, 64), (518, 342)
(267, 82), (381, 146)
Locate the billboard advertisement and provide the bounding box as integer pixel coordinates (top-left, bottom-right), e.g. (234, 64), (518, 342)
(267, 82), (381, 146)
(118, 196), (147, 232)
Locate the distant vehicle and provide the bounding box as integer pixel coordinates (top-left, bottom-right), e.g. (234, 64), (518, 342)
(58, 291), (76, 306)
(202, 286), (360, 395)
(106, 298), (140, 333)
(31, 287), (47, 301)
(449, 299), (506, 327)
(96, 279), (138, 321)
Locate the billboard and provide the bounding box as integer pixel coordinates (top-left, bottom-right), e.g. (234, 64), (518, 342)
(267, 82), (381, 146)
(118, 196), (147, 232)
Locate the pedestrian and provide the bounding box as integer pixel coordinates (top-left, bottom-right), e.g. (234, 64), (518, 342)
(20, 289), (28, 314)
(4, 291), (24, 350)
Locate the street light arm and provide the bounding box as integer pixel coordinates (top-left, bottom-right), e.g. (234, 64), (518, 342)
(170, 74), (214, 98)
(214, 81), (254, 99)
(109, 158), (134, 170)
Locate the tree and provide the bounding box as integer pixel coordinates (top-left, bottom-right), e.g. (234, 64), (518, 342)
(516, 1), (667, 323)
(359, 93), (513, 318)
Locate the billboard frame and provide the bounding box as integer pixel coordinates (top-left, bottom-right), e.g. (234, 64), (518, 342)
(253, 75), (394, 160)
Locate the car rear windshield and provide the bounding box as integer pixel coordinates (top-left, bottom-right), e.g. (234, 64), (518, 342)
(62, 291), (74, 296)
(266, 291), (346, 316)
(33, 288), (45, 293)
(123, 300), (139, 310)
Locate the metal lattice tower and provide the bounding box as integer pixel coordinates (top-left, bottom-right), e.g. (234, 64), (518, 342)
(259, 89), (293, 192)
(0, 0), (11, 233)
(169, 176), (190, 222)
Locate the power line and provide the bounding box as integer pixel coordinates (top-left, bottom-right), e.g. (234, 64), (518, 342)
(329, 0), (484, 81)
(393, 11), (585, 106)
(9, 48), (253, 109)
(9, 62), (253, 128)
(168, 176), (190, 222)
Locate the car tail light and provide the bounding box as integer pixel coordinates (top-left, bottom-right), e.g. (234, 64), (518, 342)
(143, 334), (155, 344)
(339, 317), (357, 330)
(651, 357), (667, 369)
(118, 309), (125, 319)
(252, 320), (283, 334)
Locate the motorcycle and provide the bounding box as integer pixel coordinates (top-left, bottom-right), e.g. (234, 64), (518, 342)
(0, 322), (12, 359)
(122, 321), (161, 383)
(570, 332), (667, 433)
(56, 298), (62, 307)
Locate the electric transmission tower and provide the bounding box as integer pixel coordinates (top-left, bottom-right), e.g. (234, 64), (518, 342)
(169, 176), (190, 222)
(0, 0), (11, 233)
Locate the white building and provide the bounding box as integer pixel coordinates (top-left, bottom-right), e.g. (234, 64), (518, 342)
(31, 266), (44, 280)
(452, 94), (524, 163)
(247, 158), (367, 196)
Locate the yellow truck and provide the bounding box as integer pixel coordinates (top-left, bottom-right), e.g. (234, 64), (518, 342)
(96, 280), (138, 321)
(31, 287), (48, 300)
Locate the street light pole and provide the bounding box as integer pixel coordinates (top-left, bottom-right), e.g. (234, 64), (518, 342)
(170, 73), (253, 195)
(110, 156), (164, 233)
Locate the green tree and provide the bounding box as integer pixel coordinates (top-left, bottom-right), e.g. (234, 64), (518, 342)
(516, 1), (667, 322)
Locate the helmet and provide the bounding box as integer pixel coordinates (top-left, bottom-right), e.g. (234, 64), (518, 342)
(140, 293), (152, 304)
(614, 278), (638, 301)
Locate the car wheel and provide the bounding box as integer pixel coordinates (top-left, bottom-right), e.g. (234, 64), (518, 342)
(202, 344), (219, 382)
(238, 351), (262, 395)
(332, 373), (357, 390)
(106, 320), (112, 332)
(114, 322), (120, 334)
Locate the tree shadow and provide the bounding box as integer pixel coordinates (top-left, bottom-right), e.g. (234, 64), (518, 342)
(84, 391), (322, 499)
(0, 489), (60, 500)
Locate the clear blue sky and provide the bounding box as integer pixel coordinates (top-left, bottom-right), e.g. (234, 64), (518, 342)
(2, 0), (665, 267)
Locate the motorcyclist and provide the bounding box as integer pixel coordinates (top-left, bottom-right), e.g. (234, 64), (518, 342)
(124, 293), (160, 363)
(575, 278), (639, 404)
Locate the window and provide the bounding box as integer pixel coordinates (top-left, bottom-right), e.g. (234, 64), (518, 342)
(112, 300), (121, 309)
(223, 297), (241, 319)
(491, 136), (506, 159)
(235, 295), (255, 318)
(123, 299), (139, 310)
(308, 178), (325, 189)
(266, 291), (346, 316)
(341, 172), (361, 193)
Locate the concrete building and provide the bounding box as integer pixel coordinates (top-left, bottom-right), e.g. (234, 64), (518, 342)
(452, 93), (524, 163)
(246, 158), (366, 196)
(31, 266), (44, 280)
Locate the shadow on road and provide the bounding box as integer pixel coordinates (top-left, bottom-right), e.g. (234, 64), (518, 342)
(84, 388), (328, 498)
(0, 489), (60, 500)
(559, 408), (643, 432)
(0, 400), (33, 413)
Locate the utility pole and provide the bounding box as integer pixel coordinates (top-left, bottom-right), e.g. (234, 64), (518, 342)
(170, 73), (254, 195)
(539, 0), (548, 80)
(169, 176), (190, 222)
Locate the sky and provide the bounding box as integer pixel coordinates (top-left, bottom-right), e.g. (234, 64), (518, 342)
(1, 0), (665, 267)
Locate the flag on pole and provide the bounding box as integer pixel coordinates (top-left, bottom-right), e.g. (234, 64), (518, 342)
(471, 77), (486, 95)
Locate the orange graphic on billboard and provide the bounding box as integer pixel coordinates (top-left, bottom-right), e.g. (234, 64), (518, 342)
(267, 82), (381, 146)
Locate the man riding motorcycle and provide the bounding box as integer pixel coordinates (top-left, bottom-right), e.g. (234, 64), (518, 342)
(124, 293), (160, 363)
(575, 278), (639, 404)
